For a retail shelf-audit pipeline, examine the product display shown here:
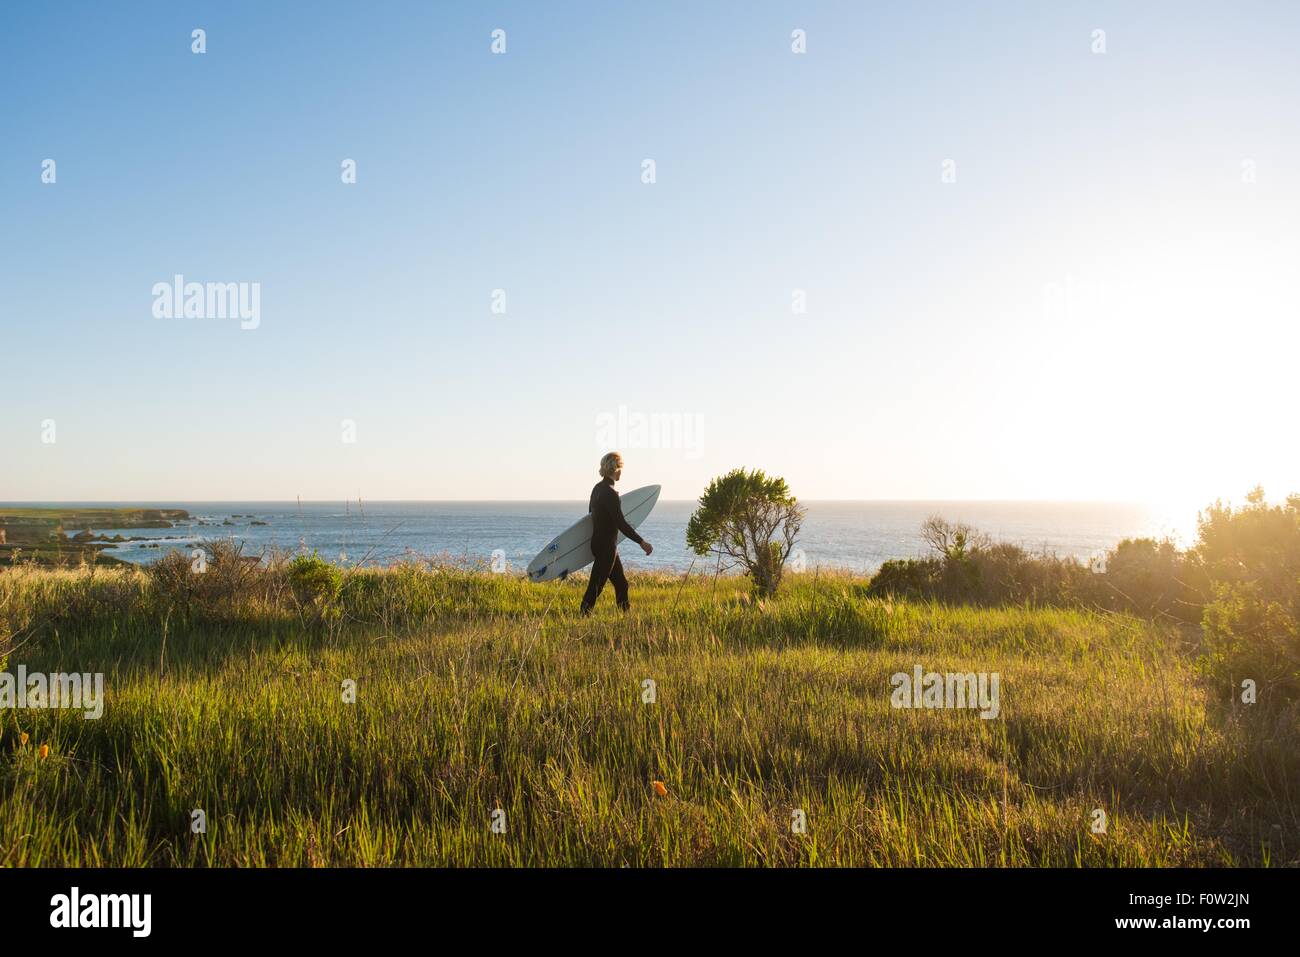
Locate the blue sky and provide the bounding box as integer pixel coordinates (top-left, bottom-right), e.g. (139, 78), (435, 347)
(3, 1), (1298, 504)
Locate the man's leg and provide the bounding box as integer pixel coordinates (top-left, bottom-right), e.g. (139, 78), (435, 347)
(609, 553), (630, 611)
(581, 549), (616, 615)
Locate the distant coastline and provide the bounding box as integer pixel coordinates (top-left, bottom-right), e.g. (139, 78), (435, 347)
(0, 506), (189, 566)
(0, 500), (1197, 572)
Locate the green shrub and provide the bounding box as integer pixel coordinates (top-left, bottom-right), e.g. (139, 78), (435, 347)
(687, 468), (805, 597)
(867, 522), (1093, 608)
(1194, 489), (1300, 701)
(868, 523), (1201, 617)
(866, 558), (942, 600)
(286, 553), (344, 621)
(966, 542), (1088, 606)
(1095, 537), (1205, 622)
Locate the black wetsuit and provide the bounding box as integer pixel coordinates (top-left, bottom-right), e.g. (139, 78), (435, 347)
(581, 477), (644, 613)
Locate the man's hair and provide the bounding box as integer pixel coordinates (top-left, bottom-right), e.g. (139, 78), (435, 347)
(599, 452), (623, 478)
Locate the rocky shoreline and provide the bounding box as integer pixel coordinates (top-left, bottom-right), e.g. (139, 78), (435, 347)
(0, 507), (281, 567)
(0, 507), (191, 566)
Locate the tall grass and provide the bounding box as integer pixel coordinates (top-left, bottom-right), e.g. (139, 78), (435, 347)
(1, 563), (1294, 866)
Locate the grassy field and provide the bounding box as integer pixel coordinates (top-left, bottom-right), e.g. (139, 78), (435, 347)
(1, 563), (1295, 867)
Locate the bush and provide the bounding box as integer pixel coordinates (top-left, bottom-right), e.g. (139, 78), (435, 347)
(149, 540), (265, 614)
(1094, 537), (1205, 622)
(687, 468), (806, 597)
(868, 522), (1196, 615)
(286, 553), (344, 622)
(866, 558), (942, 601)
(1194, 489), (1300, 701)
(965, 542), (1089, 606)
(868, 521), (1092, 607)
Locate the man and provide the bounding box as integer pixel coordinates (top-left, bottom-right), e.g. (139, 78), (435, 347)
(581, 452), (653, 614)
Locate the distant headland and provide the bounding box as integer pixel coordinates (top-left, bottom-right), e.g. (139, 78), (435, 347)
(0, 507), (190, 566)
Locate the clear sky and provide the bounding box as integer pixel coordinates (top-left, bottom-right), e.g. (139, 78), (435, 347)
(3, 1), (1297, 506)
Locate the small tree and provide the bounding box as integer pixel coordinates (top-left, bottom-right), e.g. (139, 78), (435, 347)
(686, 468), (806, 597)
(920, 515), (989, 562)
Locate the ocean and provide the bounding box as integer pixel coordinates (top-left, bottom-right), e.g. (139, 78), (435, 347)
(12, 500), (1202, 574)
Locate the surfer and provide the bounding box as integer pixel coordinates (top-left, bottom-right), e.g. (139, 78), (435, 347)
(581, 452), (653, 614)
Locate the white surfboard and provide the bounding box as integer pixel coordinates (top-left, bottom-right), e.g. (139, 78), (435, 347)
(527, 484), (661, 583)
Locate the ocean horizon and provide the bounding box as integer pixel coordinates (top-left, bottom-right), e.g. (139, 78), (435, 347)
(2, 500), (1203, 574)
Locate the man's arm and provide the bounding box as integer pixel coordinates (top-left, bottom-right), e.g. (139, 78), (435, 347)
(603, 488), (644, 545)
